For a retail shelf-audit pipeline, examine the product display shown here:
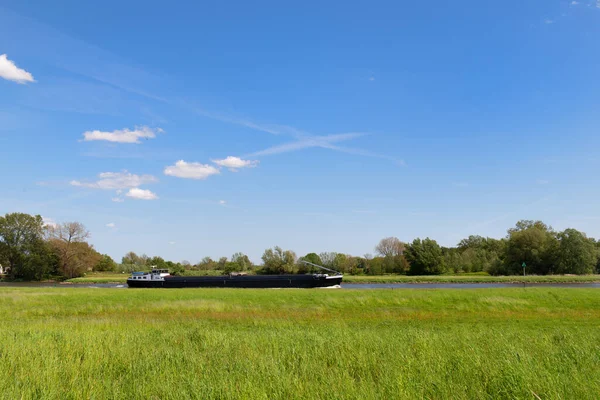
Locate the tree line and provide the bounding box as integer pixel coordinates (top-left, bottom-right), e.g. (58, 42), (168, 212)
(1, 212), (599, 280)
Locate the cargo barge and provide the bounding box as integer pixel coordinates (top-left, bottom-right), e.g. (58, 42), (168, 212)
(127, 262), (342, 289)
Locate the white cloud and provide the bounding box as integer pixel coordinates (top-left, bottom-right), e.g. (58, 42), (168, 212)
(42, 216), (57, 228)
(168, 241), (176, 245)
(106, 222), (116, 228)
(219, 200), (226, 205)
(70, 171), (157, 190)
(545, 19), (554, 24)
(369, 76), (375, 81)
(82, 126), (162, 144)
(126, 188), (158, 200)
(0, 54), (35, 84)
(212, 156), (259, 171)
(571, 1), (579, 4)
(111, 197), (124, 203)
(164, 160), (220, 180)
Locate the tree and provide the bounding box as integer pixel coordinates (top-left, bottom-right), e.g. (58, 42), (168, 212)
(553, 229), (597, 275)
(457, 235), (486, 251)
(298, 253), (323, 273)
(504, 220), (558, 275)
(47, 222), (99, 278)
(217, 257), (228, 270)
(367, 257), (385, 275)
(0, 213), (53, 280)
(375, 237), (405, 257)
(122, 251), (143, 267)
(231, 252), (252, 271)
(261, 246), (296, 274)
(196, 257), (216, 271)
(405, 238), (445, 275)
(319, 252), (338, 269)
(94, 254), (116, 272)
(149, 256), (167, 269)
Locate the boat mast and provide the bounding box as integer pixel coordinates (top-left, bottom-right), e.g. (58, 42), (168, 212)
(299, 260), (342, 275)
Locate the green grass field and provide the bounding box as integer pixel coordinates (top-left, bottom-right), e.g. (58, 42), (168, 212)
(0, 287), (599, 399)
(65, 272), (600, 284)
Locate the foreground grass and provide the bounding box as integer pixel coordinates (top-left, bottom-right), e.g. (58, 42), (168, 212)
(66, 272), (600, 284)
(0, 288), (599, 399)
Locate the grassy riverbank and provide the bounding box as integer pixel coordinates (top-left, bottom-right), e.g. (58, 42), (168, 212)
(64, 271), (600, 284)
(0, 287), (599, 399)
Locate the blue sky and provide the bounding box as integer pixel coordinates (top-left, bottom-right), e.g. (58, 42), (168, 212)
(1, 1), (599, 263)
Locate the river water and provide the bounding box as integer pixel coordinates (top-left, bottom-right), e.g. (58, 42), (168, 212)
(1, 282), (599, 289)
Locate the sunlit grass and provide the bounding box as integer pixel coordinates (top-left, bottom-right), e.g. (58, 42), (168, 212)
(0, 287), (599, 399)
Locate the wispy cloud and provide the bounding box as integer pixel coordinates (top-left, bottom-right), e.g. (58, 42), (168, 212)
(70, 171), (157, 190)
(248, 133), (365, 157)
(106, 222), (116, 228)
(247, 132), (406, 165)
(186, 105), (309, 137)
(82, 126), (162, 144)
(571, 1), (579, 5)
(0, 54), (35, 84)
(1, 10), (398, 166)
(111, 197), (124, 203)
(126, 188), (158, 200)
(544, 19), (554, 24)
(212, 156), (259, 171)
(219, 200), (226, 205)
(164, 160), (221, 180)
(536, 179), (550, 185)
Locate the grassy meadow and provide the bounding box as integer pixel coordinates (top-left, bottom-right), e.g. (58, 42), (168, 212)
(0, 287), (599, 399)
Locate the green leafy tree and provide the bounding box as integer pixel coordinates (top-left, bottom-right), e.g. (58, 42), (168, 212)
(553, 229), (597, 274)
(405, 238), (445, 275)
(335, 254), (363, 274)
(122, 251), (143, 267)
(298, 253), (323, 273)
(367, 257), (385, 275)
(148, 256), (167, 269)
(231, 252), (253, 271)
(196, 257), (217, 271)
(260, 246), (296, 274)
(94, 254), (117, 272)
(0, 213), (54, 280)
(505, 220), (558, 275)
(170, 262), (185, 275)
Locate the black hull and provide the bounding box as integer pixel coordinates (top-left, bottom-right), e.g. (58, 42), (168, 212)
(127, 274), (343, 289)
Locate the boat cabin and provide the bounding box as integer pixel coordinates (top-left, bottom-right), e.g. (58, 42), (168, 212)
(128, 269), (169, 281)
